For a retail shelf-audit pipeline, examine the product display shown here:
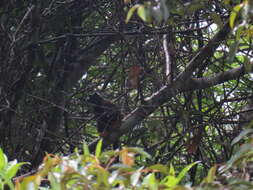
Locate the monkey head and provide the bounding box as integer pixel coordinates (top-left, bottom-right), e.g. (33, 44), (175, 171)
(87, 92), (105, 114)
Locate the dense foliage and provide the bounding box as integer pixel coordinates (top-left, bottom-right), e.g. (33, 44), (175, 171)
(2, 132), (253, 190)
(1, 0), (253, 186)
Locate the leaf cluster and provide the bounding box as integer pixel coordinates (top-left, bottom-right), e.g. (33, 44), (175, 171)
(1, 130), (253, 190)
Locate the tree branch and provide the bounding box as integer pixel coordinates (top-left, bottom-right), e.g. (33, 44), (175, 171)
(64, 35), (121, 91)
(177, 22), (231, 81)
(184, 64), (249, 91)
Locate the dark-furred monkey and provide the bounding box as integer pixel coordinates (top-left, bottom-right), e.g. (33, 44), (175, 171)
(87, 93), (122, 148)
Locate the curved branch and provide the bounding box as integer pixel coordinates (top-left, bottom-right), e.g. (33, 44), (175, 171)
(184, 64), (252, 91)
(177, 22), (231, 81)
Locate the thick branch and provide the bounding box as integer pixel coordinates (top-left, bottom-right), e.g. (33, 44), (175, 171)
(121, 64), (252, 135)
(177, 22), (231, 81)
(64, 35), (120, 91)
(184, 64), (250, 91)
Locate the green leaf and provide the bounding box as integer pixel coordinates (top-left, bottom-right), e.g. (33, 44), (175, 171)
(161, 175), (178, 188)
(169, 163), (175, 177)
(235, 24), (245, 40)
(125, 4), (140, 23)
(148, 164), (168, 174)
(160, 164), (178, 188)
(177, 161), (200, 184)
(95, 139), (103, 158)
(161, 161), (200, 188)
(231, 129), (253, 145)
(1, 178), (14, 190)
(110, 164), (135, 173)
(201, 165), (217, 184)
(97, 167), (110, 187)
(0, 148), (7, 171)
(6, 161), (28, 179)
(137, 5), (147, 22)
(142, 173), (158, 190)
(82, 141), (90, 157)
(229, 3), (244, 28)
(137, 5), (151, 23)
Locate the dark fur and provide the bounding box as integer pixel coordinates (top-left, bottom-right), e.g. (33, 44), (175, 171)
(88, 93), (122, 137)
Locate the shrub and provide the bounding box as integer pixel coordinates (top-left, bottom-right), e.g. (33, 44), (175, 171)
(1, 132), (253, 190)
